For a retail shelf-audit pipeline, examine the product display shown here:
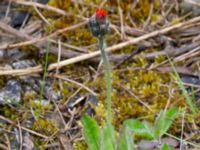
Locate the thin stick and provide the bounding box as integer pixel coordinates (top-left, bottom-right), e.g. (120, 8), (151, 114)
(180, 110), (185, 150)
(0, 115), (48, 139)
(0, 143), (8, 150)
(165, 132), (200, 148)
(52, 74), (98, 96)
(4, 134), (11, 150)
(5, 0), (12, 18)
(18, 120), (23, 150)
(50, 39), (88, 53)
(117, 0), (126, 40)
(143, 1), (154, 29)
(0, 21), (88, 50)
(0, 65), (43, 76)
(9, 0), (85, 20)
(33, 5), (51, 25)
(0, 21), (32, 40)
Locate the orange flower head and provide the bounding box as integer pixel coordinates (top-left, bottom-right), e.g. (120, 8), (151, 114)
(96, 8), (107, 20)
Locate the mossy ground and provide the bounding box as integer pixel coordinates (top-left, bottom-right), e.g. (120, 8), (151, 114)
(0, 0), (199, 149)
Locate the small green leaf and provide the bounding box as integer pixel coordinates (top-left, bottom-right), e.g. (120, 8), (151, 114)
(168, 56), (198, 114)
(82, 115), (100, 150)
(163, 107), (178, 133)
(161, 144), (174, 150)
(154, 108), (178, 138)
(143, 121), (155, 139)
(153, 110), (165, 138)
(124, 119), (154, 140)
(100, 123), (116, 150)
(117, 126), (135, 150)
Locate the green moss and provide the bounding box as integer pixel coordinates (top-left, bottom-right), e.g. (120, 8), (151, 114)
(2, 106), (18, 120)
(0, 76), (8, 88)
(108, 0), (160, 25)
(34, 138), (46, 149)
(73, 141), (87, 150)
(32, 118), (58, 136)
(88, 56), (186, 129)
(66, 28), (96, 46)
(155, 55), (167, 64)
(27, 101), (53, 120)
(48, 0), (71, 10)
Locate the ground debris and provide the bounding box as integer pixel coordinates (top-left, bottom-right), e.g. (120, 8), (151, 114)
(0, 0), (200, 149)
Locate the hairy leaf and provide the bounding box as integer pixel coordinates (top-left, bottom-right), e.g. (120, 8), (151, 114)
(82, 115), (100, 150)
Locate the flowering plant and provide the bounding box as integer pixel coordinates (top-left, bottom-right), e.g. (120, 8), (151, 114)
(82, 9), (179, 150)
(89, 8), (112, 123)
(89, 8), (109, 37)
(83, 8), (115, 150)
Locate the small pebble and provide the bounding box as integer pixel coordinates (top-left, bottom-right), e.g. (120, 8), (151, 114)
(0, 80), (21, 104)
(12, 59), (36, 69)
(180, 0), (200, 16)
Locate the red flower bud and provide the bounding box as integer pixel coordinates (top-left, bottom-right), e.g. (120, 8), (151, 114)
(95, 8), (107, 20)
(89, 8), (109, 37)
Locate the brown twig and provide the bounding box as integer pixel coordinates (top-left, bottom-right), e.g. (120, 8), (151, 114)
(0, 21), (32, 40)
(117, 0), (126, 40)
(17, 120), (23, 150)
(4, 134), (11, 150)
(33, 4), (51, 25)
(8, 0), (85, 20)
(0, 20), (88, 50)
(50, 39), (88, 53)
(0, 143), (8, 150)
(52, 74), (98, 96)
(0, 115), (48, 139)
(143, 0), (154, 29)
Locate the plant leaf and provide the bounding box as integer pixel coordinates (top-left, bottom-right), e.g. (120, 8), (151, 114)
(153, 110), (165, 138)
(117, 126), (135, 150)
(100, 123), (116, 150)
(82, 115), (100, 150)
(168, 56), (198, 114)
(124, 119), (154, 140)
(161, 144), (174, 150)
(154, 108), (178, 138)
(163, 107), (178, 133)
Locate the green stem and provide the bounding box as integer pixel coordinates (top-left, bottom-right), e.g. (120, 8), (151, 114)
(99, 36), (112, 124)
(40, 36), (51, 100)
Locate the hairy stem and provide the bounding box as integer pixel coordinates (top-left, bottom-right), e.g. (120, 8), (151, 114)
(99, 36), (112, 124)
